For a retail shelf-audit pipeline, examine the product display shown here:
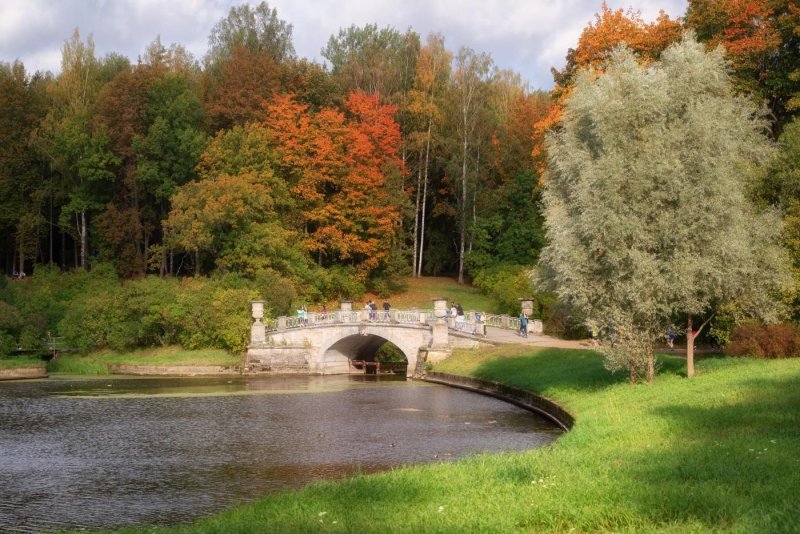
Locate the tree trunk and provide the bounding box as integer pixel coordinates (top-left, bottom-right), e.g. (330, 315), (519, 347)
(79, 210), (87, 270)
(687, 315), (695, 378)
(646, 345), (654, 384)
(458, 114), (468, 284)
(629, 362), (638, 384)
(412, 164), (422, 276)
(417, 120), (433, 277)
(194, 249), (200, 277)
(18, 247), (24, 278)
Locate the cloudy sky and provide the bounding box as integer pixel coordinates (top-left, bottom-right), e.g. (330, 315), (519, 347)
(0, 0), (687, 89)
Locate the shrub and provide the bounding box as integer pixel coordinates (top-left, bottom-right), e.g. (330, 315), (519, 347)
(726, 322), (800, 359)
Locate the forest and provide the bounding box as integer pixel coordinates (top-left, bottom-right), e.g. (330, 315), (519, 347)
(1, 1), (800, 355)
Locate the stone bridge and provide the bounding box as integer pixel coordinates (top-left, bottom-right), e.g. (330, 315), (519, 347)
(246, 298), (543, 377)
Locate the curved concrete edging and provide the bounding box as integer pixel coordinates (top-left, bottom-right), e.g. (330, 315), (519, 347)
(0, 366), (48, 380)
(423, 371), (574, 431)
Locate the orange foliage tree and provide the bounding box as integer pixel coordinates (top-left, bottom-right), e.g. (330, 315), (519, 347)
(686, 0), (800, 128)
(263, 92), (404, 277)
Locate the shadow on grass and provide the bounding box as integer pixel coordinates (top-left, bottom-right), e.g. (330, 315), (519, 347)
(618, 372), (800, 531)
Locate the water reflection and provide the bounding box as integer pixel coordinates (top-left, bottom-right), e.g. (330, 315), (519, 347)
(0, 375), (560, 533)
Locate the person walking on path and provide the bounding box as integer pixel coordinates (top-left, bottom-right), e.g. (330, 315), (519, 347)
(518, 312), (528, 338)
(667, 325), (676, 350)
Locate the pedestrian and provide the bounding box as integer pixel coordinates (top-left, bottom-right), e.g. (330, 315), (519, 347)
(666, 325), (675, 350)
(456, 303), (464, 317)
(382, 300), (391, 321)
(320, 304), (327, 320)
(518, 311), (528, 338)
(369, 300), (378, 321)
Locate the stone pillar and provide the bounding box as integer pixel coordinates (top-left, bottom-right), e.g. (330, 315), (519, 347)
(530, 319), (544, 334)
(277, 316), (287, 331)
(250, 301), (266, 347)
(340, 300), (352, 311)
(431, 298), (449, 348)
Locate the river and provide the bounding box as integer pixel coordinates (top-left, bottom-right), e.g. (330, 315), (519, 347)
(0, 374), (560, 532)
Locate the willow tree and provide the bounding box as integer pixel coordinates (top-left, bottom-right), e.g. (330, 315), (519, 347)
(539, 34), (790, 382)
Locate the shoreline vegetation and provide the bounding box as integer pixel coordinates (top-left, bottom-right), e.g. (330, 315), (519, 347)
(103, 345), (800, 533)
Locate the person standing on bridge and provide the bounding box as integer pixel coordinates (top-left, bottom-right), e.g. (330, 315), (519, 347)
(382, 300), (391, 321)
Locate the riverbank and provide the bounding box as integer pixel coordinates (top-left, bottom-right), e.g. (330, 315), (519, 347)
(0, 357), (47, 379)
(48, 346), (241, 375)
(128, 345), (799, 533)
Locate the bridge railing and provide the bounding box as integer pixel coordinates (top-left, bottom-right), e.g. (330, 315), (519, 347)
(265, 309), (539, 336)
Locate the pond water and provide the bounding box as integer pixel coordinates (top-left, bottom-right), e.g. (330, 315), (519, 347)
(0, 374), (561, 532)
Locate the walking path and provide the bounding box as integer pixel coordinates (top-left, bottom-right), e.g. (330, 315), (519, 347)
(482, 326), (588, 349)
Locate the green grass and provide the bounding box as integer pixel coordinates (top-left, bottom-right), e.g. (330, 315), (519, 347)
(123, 347), (800, 533)
(0, 356), (45, 369)
(48, 346), (242, 375)
(367, 276), (498, 313)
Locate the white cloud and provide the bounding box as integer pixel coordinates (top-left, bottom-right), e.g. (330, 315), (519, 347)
(0, 0), (687, 88)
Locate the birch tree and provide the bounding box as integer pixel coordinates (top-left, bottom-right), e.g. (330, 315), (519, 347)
(540, 34), (790, 382)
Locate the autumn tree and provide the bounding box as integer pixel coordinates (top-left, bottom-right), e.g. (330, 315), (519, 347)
(540, 36), (789, 383)
(263, 92), (403, 278)
(536, 4), (682, 176)
(686, 0), (800, 129)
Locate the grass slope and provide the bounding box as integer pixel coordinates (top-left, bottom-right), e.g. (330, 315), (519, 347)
(367, 276), (498, 313)
(0, 356), (45, 369)
(48, 346), (241, 375)
(133, 347), (800, 533)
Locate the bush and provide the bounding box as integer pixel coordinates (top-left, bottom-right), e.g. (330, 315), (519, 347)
(472, 264), (553, 317)
(726, 322), (800, 359)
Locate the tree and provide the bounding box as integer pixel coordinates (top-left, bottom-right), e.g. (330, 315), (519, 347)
(206, 1), (295, 68)
(539, 35), (789, 383)
(40, 30), (118, 270)
(686, 0), (800, 130)
(321, 24), (419, 99)
(536, 4), (682, 177)
(407, 34), (451, 277)
(0, 62), (48, 274)
(450, 47), (494, 283)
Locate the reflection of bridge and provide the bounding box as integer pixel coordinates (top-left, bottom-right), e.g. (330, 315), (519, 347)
(246, 299), (543, 377)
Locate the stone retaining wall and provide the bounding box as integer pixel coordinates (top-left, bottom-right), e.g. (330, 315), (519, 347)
(0, 366), (48, 380)
(424, 371), (574, 431)
(108, 364), (240, 376)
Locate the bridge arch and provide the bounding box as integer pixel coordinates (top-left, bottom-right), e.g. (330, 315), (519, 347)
(318, 325), (425, 375)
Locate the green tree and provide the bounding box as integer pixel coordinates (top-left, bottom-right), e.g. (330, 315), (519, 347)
(206, 1), (295, 68)
(539, 35), (789, 383)
(0, 61), (48, 274)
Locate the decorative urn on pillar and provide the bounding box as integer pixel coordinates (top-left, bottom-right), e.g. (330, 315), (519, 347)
(433, 297), (448, 319)
(250, 301), (266, 346)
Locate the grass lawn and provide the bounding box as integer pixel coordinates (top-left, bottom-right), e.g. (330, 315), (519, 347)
(364, 276), (499, 313)
(48, 346), (241, 375)
(134, 346), (799, 533)
(0, 356), (45, 369)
